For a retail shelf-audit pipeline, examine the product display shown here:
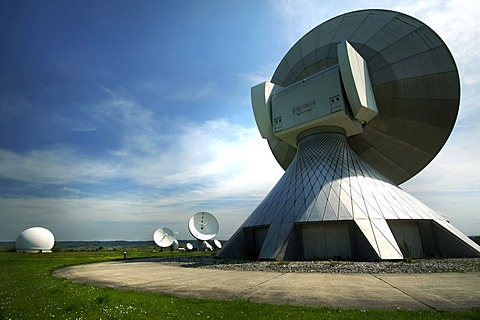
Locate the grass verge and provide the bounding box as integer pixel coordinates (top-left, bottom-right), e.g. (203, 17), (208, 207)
(0, 251), (478, 319)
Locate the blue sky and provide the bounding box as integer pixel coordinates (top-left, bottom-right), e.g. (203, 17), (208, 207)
(1, 0), (479, 241)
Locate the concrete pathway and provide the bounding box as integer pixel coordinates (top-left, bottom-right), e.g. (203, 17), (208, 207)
(53, 259), (480, 311)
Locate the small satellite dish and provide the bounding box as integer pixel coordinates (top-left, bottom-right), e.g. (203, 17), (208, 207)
(153, 227), (175, 248)
(171, 239), (179, 251)
(186, 242), (194, 251)
(188, 211), (219, 241)
(213, 239), (222, 249)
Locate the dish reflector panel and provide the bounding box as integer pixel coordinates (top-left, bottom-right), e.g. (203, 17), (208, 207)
(214, 239), (222, 249)
(188, 212), (219, 241)
(153, 227), (176, 248)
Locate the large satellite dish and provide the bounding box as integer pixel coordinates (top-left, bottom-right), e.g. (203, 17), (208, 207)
(268, 9), (460, 185)
(153, 227), (176, 248)
(188, 212), (219, 241)
(217, 9), (480, 261)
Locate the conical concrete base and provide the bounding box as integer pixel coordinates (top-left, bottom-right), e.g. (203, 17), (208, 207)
(218, 130), (480, 261)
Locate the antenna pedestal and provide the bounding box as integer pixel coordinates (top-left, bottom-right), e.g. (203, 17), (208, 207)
(218, 131), (480, 260)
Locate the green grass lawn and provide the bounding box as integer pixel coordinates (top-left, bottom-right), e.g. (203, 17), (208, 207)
(0, 251), (478, 319)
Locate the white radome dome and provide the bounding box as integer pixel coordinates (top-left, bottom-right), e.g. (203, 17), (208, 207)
(16, 227), (55, 253)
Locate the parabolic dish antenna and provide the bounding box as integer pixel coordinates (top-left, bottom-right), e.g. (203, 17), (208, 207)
(268, 9), (460, 185)
(213, 239), (222, 249)
(217, 9), (480, 261)
(186, 242), (194, 250)
(171, 239), (179, 251)
(153, 227), (176, 248)
(188, 212), (219, 241)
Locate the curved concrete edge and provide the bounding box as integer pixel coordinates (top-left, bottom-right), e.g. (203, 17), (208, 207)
(53, 260), (480, 311)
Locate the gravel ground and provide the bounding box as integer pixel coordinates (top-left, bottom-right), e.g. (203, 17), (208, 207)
(154, 256), (480, 274)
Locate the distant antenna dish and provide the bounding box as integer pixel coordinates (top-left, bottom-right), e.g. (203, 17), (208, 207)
(213, 239), (222, 249)
(186, 242), (194, 251)
(171, 239), (179, 251)
(188, 211), (219, 241)
(153, 227), (175, 248)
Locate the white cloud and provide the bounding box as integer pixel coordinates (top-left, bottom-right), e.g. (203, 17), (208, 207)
(0, 196), (184, 240)
(238, 65), (277, 88)
(0, 93), (288, 241)
(269, 0), (332, 45)
(402, 130), (480, 194)
(164, 81), (219, 102)
(117, 118), (284, 196)
(0, 187), (264, 241)
(0, 147), (120, 185)
(94, 86), (158, 133)
(0, 116), (282, 196)
(0, 90), (285, 240)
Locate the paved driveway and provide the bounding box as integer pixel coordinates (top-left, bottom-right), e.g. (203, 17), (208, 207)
(53, 259), (480, 311)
